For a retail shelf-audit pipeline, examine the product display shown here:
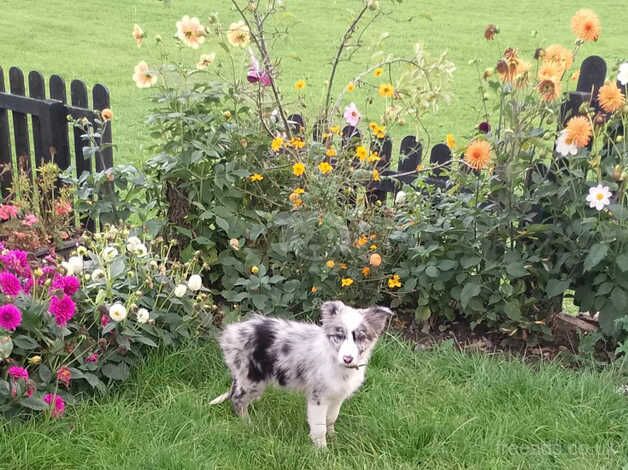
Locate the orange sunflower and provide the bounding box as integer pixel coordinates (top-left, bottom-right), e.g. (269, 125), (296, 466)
(565, 116), (592, 148)
(464, 140), (491, 170)
(571, 9), (601, 42)
(598, 81), (625, 113)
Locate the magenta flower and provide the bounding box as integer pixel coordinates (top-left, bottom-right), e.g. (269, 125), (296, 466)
(22, 214), (38, 226)
(56, 366), (72, 388)
(247, 54), (272, 87)
(101, 314), (110, 327)
(8, 366), (29, 380)
(0, 304), (22, 331)
(0, 249), (31, 278)
(51, 275), (80, 296)
(343, 102), (361, 127)
(0, 204), (19, 221)
(85, 352), (99, 363)
(0, 271), (22, 296)
(43, 393), (65, 417)
(49, 295), (76, 327)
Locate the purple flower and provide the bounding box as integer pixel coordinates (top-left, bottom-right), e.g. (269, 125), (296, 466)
(8, 366), (29, 380)
(51, 275), (80, 296)
(0, 304), (22, 331)
(0, 271), (22, 296)
(478, 121), (491, 134)
(85, 352), (99, 363)
(49, 294), (76, 327)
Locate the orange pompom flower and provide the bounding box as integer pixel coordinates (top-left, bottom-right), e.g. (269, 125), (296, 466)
(598, 81), (625, 113)
(565, 116), (592, 148)
(571, 9), (601, 42)
(464, 140), (491, 170)
(537, 79), (561, 102)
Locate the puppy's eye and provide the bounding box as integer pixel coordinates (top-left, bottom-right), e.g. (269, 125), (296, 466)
(335, 334), (345, 341)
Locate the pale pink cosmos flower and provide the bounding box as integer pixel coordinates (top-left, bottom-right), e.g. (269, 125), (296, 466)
(247, 52), (272, 87)
(343, 102), (361, 127)
(132, 61), (158, 89)
(22, 213), (38, 226)
(175, 15), (206, 49)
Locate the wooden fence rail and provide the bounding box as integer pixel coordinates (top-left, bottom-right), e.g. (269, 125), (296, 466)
(0, 66), (112, 197)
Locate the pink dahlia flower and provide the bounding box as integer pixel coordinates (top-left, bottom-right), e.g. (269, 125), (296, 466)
(0, 304), (22, 331)
(49, 295), (76, 327)
(43, 393), (65, 417)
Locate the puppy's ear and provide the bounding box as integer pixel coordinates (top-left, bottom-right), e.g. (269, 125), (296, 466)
(320, 300), (345, 324)
(363, 306), (393, 335)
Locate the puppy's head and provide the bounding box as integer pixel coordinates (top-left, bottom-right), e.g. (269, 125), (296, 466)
(320, 301), (393, 368)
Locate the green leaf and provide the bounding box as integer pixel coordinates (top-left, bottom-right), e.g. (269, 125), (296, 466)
(38, 365), (52, 384)
(438, 260), (457, 271)
(19, 396), (49, 411)
(506, 262), (528, 279)
(460, 282), (481, 310)
(503, 300), (521, 321)
(82, 372), (107, 394)
(583, 243), (608, 272)
(610, 288), (628, 312)
(11, 335), (39, 350)
(102, 362), (130, 381)
(546, 279), (570, 298)
(616, 253), (628, 272)
(215, 216), (230, 233)
(134, 336), (158, 348)
(461, 256), (481, 269)
(425, 266), (440, 278)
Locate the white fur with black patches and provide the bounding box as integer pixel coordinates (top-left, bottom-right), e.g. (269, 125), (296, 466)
(211, 300), (393, 448)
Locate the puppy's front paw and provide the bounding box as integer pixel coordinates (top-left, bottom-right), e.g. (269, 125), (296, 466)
(310, 434), (327, 449)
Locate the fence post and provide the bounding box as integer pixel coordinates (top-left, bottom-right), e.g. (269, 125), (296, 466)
(0, 66), (12, 194)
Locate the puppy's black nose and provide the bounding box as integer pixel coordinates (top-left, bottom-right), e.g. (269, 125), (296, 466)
(343, 355), (353, 364)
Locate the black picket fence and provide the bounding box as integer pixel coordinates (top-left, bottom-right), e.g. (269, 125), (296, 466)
(0, 66), (113, 197)
(288, 55), (610, 205)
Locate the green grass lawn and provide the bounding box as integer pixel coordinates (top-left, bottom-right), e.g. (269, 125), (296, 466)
(1, 0), (626, 165)
(1, 339), (626, 469)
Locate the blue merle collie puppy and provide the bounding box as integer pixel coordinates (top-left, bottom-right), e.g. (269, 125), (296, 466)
(210, 300), (392, 448)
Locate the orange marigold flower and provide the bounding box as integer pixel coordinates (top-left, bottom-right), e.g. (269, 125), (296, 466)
(598, 81), (625, 113)
(378, 83), (394, 98)
(356, 234), (368, 247)
(368, 152), (380, 164)
(326, 147), (337, 157)
(311, 286), (318, 294)
(355, 145), (368, 161)
(339, 263), (348, 270)
(292, 162), (305, 177)
(388, 274), (402, 289)
(101, 108), (113, 121)
(543, 44), (573, 71)
(271, 137), (284, 152)
(538, 62), (563, 82)
(372, 169), (381, 182)
(341, 278), (354, 287)
(249, 173), (264, 182)
(464, 140), (491, 170)
(537, 79), (561, 102)
(369, 122), (379, 133)
(565, 116), (592, 148)
(326, 260), (335, 269)
(294, 79), (306, 90)
(374, 67), (384, 77)
(361, 266), (371, 277)
(369, 244), (377, 251)
(571, 9), (601, 42)
(288, 191), (303, 208)
(318, 162), (333, 174)
(289, 137), (305, 149)
(347, 81), (356, 92)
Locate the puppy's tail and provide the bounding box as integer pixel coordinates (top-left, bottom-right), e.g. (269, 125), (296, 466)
(209, 391), (230, 405)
